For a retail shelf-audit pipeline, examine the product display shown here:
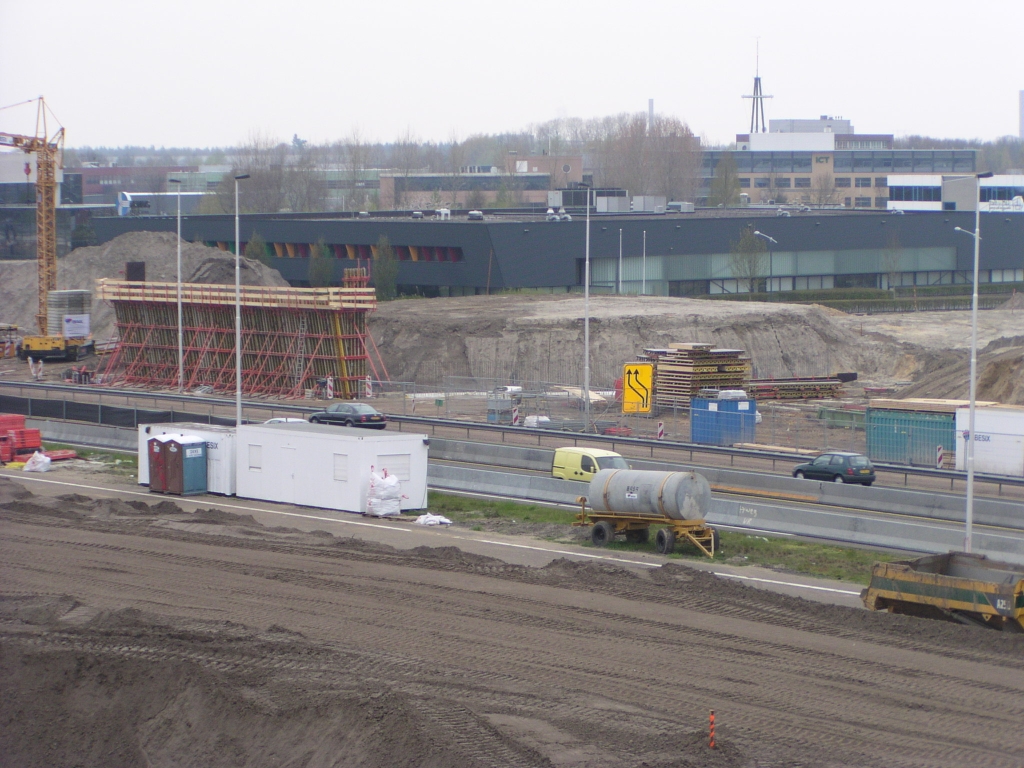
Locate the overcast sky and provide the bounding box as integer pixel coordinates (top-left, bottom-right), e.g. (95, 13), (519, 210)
(2, 0), (1022, 150)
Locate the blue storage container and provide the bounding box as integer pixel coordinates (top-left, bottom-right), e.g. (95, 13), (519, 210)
(690, 397), (757, 446)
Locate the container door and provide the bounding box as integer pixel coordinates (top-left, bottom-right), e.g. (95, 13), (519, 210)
(280, 446), (296, 502)
(148, 439), (165, 492)
(166, 442), (184, 495)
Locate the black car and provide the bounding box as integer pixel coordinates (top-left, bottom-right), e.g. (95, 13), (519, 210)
(309, 402), (387, 430)
(793, 452), (875, 485)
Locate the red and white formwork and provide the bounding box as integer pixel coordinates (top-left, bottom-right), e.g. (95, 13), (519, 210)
(96, 269), (385, 399)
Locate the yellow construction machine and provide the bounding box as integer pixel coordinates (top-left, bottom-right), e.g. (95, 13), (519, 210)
(2, 97), (91, 361)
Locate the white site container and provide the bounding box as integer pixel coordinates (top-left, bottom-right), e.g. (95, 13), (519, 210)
(138, 422), (238, 495)
(235, 422), (429, 513)
(955, 406), (1024, 477)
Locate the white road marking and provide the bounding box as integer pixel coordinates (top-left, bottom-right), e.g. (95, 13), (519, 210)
(713, 572), (862, 596)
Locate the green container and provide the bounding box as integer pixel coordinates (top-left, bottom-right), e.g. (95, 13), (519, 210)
(865, 409), (955, 466)
(818, 407), (865, 430)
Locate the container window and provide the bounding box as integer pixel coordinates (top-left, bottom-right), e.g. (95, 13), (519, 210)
(378, 453), (411, 481)
(248, 444), (262, 471)
(333, 453), (349, 482)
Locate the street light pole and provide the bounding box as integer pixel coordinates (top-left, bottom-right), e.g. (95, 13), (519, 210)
(234, 174), (250, 427)
(953, 171), (992, 553)
(753, 230), (778, 293)
(169, 178), (183, 393)
(583, 184), (592, 430)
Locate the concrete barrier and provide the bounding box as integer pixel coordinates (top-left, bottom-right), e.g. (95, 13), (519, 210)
(28, 419), (137, 451)
(428, 463), (585, 506)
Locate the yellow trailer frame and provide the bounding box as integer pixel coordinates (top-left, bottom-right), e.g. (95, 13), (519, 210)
(574, 496), (718, 558)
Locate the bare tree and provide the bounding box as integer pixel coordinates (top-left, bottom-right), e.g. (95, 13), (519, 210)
(811, 172), (841, 207)
(308, 238), (334, 287)
(390, 129), (421, 209)
(707, 153), (741, 207)
(882, 230), (903, 296)
(445, 132), (467, 207)
(730, 226), (767, 295)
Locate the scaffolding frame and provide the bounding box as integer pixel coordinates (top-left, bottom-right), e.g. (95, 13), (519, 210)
(96, 273), (378, 398)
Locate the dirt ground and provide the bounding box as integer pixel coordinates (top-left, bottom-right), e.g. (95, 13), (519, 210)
(370, 294), (1024, 403)
(2, 476), (1023, 768)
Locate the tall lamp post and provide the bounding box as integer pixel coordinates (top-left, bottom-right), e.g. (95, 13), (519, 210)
(234, 174), (250, 427)
(581, 183), (593, 430)
(753, 230), (778, 292)
(953, 170), (993, 553)
(168, 178), (184, 392)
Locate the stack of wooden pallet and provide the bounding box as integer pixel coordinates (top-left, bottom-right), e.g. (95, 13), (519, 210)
(640, 343), (750, 409)
(748, 377), (844, 401)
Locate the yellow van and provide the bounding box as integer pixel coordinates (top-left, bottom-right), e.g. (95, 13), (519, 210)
(551, 447), (629, 481)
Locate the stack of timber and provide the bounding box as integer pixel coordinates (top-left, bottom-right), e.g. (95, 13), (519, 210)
(867, 398), (998, 414)
(640, 343), (750, 409)
(748, 377), (844, 401)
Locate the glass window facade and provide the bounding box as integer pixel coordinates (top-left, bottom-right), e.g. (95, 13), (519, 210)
(835, 177), (852, 188)
(795, 177), (811, 188)
(854, 197), (872, 207)
(980, 186), (1024, 201)
(889, 186), (942, 202)
(855, 178), (872, 187)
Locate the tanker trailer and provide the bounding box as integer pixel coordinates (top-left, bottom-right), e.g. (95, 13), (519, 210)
(576, 469), (719, 557)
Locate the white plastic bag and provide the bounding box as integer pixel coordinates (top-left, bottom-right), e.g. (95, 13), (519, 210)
(366, 468), (404, 517)
(415, 513), (451, 526)
(23, 451), (52, 472)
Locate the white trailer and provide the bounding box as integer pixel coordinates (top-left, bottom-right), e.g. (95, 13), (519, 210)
(138, 422), (238, 495)
(235, 422), (429, 513)
(955, 406), (1024, 477)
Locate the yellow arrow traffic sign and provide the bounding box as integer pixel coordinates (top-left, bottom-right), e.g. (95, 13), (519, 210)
(622, 363), (653, 413)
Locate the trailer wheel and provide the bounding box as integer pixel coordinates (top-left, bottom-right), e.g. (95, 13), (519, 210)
(591, 521), (616, 547)
(625, 528), (649, 544)
(655, 527), (676, 555)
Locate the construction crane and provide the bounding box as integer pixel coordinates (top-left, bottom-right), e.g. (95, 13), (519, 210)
(1, 97), (89, 360)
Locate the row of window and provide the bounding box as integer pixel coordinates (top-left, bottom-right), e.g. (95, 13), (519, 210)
(889, 186), (942, 202)
(705, 151), (976, 176)
(735, 177), (889, 190)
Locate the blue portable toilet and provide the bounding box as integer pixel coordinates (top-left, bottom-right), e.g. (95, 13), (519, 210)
(164, 435), (208, 496)
(690, 397), (757, 446)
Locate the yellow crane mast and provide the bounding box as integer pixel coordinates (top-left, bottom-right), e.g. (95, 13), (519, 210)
(1, 97), (87, 360)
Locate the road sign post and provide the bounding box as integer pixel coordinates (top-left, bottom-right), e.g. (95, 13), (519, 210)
(622, 363), (653, 414)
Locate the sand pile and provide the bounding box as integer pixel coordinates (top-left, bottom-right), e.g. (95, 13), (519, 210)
(1001, 291), (1024, 310)
(896, 337), (1024, 404)
(0, 232), (289, 340)
(368, 294), (913, 386)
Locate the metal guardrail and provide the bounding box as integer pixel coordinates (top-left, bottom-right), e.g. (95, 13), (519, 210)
(2, 379), (1023, 492)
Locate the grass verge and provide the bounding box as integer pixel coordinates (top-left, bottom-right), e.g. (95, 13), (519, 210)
(593, 529), (898, 585)
(427, 491), (577, 526)
(41, 442), (139, 475)
(426, 492), (897, 585)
